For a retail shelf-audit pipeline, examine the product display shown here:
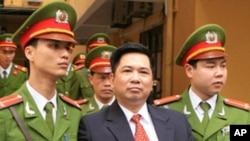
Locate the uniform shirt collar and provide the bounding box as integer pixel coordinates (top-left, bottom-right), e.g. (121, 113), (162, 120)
(189, 87), (217, 110)
(26, 81), (57, 115)
(94, 95), (115, 109)
(189, 87), (217, 118)
(0, 62), (12, 77)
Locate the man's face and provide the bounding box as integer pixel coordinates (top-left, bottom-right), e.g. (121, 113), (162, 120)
(88, 72), (113, 103)
(110, 52), (153, 106)
(25, 39), (73, 80)
(0, 47), (16, 69)
(185, 57), (227, 100)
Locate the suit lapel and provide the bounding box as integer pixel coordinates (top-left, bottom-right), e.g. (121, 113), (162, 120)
(148, 105), (174, 141)
(203, 96), (228, 140)
(106, 101), (134, 141)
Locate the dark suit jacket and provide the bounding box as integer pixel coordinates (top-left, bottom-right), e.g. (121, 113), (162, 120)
(78, 100), (194, 141)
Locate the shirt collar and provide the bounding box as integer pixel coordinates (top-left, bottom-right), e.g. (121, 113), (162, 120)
(94, 95), (115, 109)
(26, 81), (57, 113)
(119, 103), (150, 123)
(0, 62), (12, 76)
(189, 87), (217, 111)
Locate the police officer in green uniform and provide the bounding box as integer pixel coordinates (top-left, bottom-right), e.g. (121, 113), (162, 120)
(72, 52), (94, 99)
(81, 45), (116, 115)
(85, 32), (111, 53)
(0, 1), (82, 140)
(56, 62), (83, 100)
(0, 33), (28, 97)
(154, 24), (250, 141)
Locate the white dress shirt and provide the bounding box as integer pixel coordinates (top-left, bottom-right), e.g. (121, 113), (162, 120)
(119, 103), (159, 141)
(26, 81), (57, 124)
(189, 87), (217, 122)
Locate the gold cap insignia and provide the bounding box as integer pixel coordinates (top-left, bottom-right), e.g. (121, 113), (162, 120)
(97, 37), (105, 43)
(56, 9), (68, 23)
(101, 50), (112, 59)
(205, 31), (218, 44)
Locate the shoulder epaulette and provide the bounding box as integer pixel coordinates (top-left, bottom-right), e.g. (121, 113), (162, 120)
(0, 94), (23, 109)
(224, 98), (250, 111)
(14, 64), (28, 72)
(154, 95), (181, 106)
(73, 64), (85, 71)
(59, 94), (82, 110)
(76, 99), (88, 105)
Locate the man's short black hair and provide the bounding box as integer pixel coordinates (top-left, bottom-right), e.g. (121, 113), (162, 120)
(110, 42), (154, 74)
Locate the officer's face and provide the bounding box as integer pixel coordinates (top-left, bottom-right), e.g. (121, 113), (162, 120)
(25, 39), (73, 79)
(0, 47), (16, 69)
(185, 57), (227, 100)
(88, 72), (113, 103)
(110, 52), (153, 108)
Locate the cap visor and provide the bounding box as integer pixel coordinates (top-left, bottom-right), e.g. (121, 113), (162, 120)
(35, 33), (77, 43)
(192, 50), (227, 60)
(91, 66), (112, 73)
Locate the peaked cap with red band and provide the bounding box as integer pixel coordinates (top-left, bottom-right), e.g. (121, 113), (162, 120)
(175, 24), (227, 66)
(85, 45), (116, 73)
(0, 33), (17, 49)
(86, 33), (110, 53)
(72, 52), (86, 66)
(12, 1), (77, 50)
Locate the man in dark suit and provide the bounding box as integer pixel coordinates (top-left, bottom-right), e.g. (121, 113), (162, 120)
(78, 42), (194, 141)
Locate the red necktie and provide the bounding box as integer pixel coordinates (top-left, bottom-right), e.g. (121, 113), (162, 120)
(131, 114), (149, 141)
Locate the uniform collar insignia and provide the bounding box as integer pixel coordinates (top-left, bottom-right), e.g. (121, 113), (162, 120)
(25, 102), (35, 115)
(183, 105), (191, 115)
(63, 106), (67, 117)
(205, 31), (218, 44)
(218, 106), (225, 116)
(56, 9), (68, 23)
(89, 103), (95, 110)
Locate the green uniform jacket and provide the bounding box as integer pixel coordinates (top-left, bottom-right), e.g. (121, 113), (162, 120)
(0, 64), (28, 97)
(74, 67), (94, 99)
(56, 66), (81, 100)
(81, 97), (99, 115)
(0, 83), (82, 141)
(161, 88), (250, 141)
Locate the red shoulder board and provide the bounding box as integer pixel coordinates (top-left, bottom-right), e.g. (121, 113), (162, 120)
(224, 98), (250, 111)
(59, 94), (82, 110)
(154, 95), (181, 106)
(14, 65), (28, 72)
(76, 99), (88, 105)
(0, 94), (23, 109)
(73, 64), (85, 71)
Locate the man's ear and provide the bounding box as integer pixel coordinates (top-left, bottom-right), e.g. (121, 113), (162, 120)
(184, 63), (193, 78)
(24, 45), (34, 62)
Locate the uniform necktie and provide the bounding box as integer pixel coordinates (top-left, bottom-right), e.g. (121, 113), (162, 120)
(101, 104), (108, 110)
(2, 70), (7, 79)
(200, 102), (210, 129)
(131, 114), (149, 141)
(44, 102), (54, 133)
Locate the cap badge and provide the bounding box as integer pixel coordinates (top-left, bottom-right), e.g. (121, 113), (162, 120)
(205, 31), (218, 44)
(56, 9), (68, 23)
(5, 37), (13, 43)
(80, 54), (86, 59)
(101, 50), (112, 59)
(97, 37), (105, 43)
